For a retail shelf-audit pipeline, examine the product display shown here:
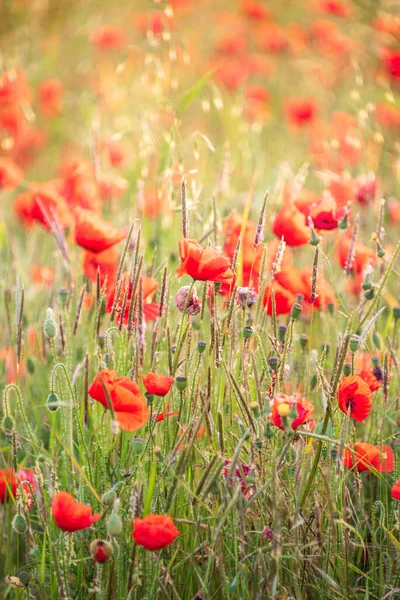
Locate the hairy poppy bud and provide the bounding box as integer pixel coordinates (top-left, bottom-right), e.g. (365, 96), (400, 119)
(12, 513), (27, 534)
(237, 287), (258, 309)
(278, 326), (286, 342)
(175, 376), (187, 391)
(46, 392), (59, 412)
(309, 228), (321, 246)
(107, 512), (123, 537)
(175, 286), (201, 315)
(101, 489), (116, 507)
(26, 357), (35, 374)
(90, 539), (113, 563)
(2, 414), (14, 432)
(18, 571), (30, 586)
(43, 308), (57, 339)
(338, 213), (348, 230)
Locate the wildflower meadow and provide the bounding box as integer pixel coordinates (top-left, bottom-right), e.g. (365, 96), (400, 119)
(1, 0), (400, 598)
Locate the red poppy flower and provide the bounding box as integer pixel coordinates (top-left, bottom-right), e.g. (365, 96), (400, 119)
(355, 174), (376, 206)
(142, 372), (174, 397)
(0, 68), (31, 107)
(257, 23), (288, 54)
(337, 375), (372, 422)
(381, 49), (400, 81)
(343, 443), (394, 473)
(241, 0), (270, 20)
(285, 97), (318, 128)
(376, 103), (400, 130)
(59, 157), (101, 213)
(135, 12), (171, 37)
(317, 0), (352, 17)
(90, 539), (113, 563)
(176, 238), (234, 284)
(270, 393), (314, 430)
(263, 281), (297, 316)
(392, 481), (400, 500)
(300, 266), (338, 310)
(272, 204), (311, 246)
(139, 186), (168, 219)
(38, 78), (63, 118)
(83, 248), (118, 288)
(309, 196), (347, 231)
(90, 26), (127, 50)
(75, 208), (125, 253)
(132, 514), (179, 551)
(358, 368), (383, 393)
(0, 469), (17, 503)
(52, 491), (101, 532)
(13, 182), (71, 230)
(106, 274), (160, 326)
(89, 370), (149, 432)
(153, 402), (179, 422)
(336, 231), (375, 274)
(0, 157), (23, 190)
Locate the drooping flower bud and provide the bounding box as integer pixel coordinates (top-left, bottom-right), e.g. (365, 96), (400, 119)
(175, 286), (202, 315)
(12, 513), (27, 535)
(107, 512), (123, 537)
(90, 539), (113, 563)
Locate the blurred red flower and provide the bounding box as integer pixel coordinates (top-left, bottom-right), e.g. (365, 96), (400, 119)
(270, 393), (314, 430)
(132, 514), (179, 550)
(343, 442), (394, 473)
(52, 491), (101, 532)
(75, 208), (125, 253)
(0, 157), (23, 190)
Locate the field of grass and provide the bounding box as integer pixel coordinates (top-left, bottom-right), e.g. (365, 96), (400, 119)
(0, 0), (400, 598)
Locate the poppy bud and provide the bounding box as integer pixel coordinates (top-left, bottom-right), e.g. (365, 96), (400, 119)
(372, 331), (382, 350)
(101, 489), (116, 507)
(58, 288), (70, 305)
(198, 341), (206, 354)
(264, 423), (274, 438)
(364, 288), (374, 300)
(175, 286), (202, 315)
(327, 302), (335, 315)
(309, 228), (321, 246)
(361, 273), (372, 291)
(132, 437), (144, 455)
(26, 358), (35, 374)
(171, 345), (177, 354)
(90, 539), (113, 563)
(107, 513), (123, 537)
(263, 527), (274, 540)
(338, 213), (348, 230)
(237, 287), (258, 309)
(175, 376), (187, 391)
(299, 334), (308, 349)
(18, 571), (30, 586)
(310, 374), (317, 391)
(243, 325), (253, 339)
(278, 326), (286, 342)
(349, 335), (360, 353)
(46, 392), (60, 412)
(250, 402), (260, 418)
(2, 414), (14, 432)
(393, 306), (400, 321)
(254, 438), (263, 449)
(268, 357), (279, 372)
(376, 241), (385, 258)
(343, 363), (352, 376)
(291, 303), (302, 320)
(43, 308), (57, 339)
(12, 513), (27, 534)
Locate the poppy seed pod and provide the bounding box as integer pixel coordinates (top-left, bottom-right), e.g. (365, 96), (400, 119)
(101, 488), (116, 507)
(58, 288), (70, 305)
(90, 539), (113, 563)
(291, 302), (302, 320)
(198, 341), (206, 354)
(175, 376), (187, 391)
(175, 285), (202, 315)
(349, 335), (360, 353)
